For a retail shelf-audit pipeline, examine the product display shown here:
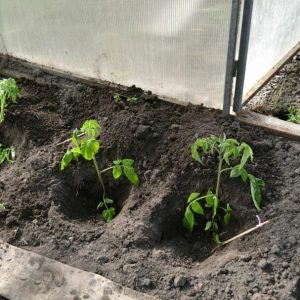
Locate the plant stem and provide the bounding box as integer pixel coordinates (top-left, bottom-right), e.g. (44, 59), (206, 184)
(220, 167), (233, 174)
(215, 150), (223, 197)
(92, 156), (109, 210)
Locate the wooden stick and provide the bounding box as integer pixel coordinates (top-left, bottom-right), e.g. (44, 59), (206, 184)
(212, 220), (270, 253)
(55, 132), (85, 147)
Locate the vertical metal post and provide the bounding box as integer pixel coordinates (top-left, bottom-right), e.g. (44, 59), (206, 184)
(233, 0), (254, 112)
(222, 0), (240, 116)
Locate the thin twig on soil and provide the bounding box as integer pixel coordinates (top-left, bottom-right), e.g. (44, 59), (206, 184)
(211, 220), (270, 253)
(55, 132), (85, 146)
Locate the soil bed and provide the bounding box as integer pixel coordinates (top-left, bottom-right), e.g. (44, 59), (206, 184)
(247, 51), (300, 122)
(0, 64), (300, 299)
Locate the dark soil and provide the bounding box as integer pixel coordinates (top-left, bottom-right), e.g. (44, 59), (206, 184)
(247, 52), (300, 121)
(0, 63), (300, 299)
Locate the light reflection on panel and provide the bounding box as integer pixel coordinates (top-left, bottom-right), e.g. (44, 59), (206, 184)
(0, 0), (233, 108)
(244, 0), (300, 96)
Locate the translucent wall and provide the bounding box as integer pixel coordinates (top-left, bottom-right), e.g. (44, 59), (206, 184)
(243, 0), (300, 97)
(0, 0), (233, 109)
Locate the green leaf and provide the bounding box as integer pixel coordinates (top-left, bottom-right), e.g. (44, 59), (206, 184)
(213, 233), (222, 245)
(113, 165), (122, 179)
(204, 221), (212, 231)
(187, 192), (200, 203)
(230, 166), (240, 178)
(123, 166), (139, 185)
(183, 206), (194, 232)
(240, 167), (248, 182)
(205, 190), (214, 207)
(104, 198), (114, 204)
(212, 195), (219, 218)
(81, 119), (100, 137)
(113, 160), (122, 165)
(122, 159), (134, 166)
(60, 150), (73, 170)
(224, 213), (231, 225)
(72, 146), (81, 160)
(248, 174), (263, 212)
(80, 138), (100, 160)
(191, 201), (204, 215)
(239, 143), (253, 169)
(102, 207), (115, 222)
(72, 129), (79, 146)
(191, 138), (209, 163)
(97, 201), (104, 209)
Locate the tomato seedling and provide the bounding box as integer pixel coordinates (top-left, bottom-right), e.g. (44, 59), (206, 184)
(112, 93), (139, 106)
(0, 78), (20, 123)
(60, 120), (139, 222)
(0, 144), (15, 166)
(183, 134), (265, 244)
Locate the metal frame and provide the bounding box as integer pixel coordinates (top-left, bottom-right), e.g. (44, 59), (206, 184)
(222, 0), (241, 116)
(233, 0), (254, 113)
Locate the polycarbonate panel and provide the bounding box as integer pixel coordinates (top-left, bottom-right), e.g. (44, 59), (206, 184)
(0, 0), (233, 108)
(243, 0), (300, 96)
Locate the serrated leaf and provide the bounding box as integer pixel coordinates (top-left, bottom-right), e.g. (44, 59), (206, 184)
(204, 221), (212, 231)
(191, 201), (204, 215)
(187, 192), (200, 203)
(72, 146), (81, 160)
(113, 165), (122, 179)
(80, 138), (99, 160)
(124, 166), (139, 185)
(60, 150), (73, 170)
(102, 207), (115, 222)
(183, 206), (194, 232)
(239, 143), (253, 169)
(122, 159), (134, 166)
(113, 160), (122, 165)
(81, 119), (100, 137)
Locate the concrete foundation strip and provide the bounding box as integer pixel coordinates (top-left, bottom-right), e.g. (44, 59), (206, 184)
(0, 241), (157, 300)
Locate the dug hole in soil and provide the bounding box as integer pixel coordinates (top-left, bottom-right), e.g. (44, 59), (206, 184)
(0, 68), (300, 299)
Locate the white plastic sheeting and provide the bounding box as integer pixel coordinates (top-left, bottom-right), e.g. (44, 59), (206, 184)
(0, 0), (233, 109)
(243, 0), (300, 96)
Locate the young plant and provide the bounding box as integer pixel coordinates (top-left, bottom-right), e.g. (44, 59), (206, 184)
(287, 107), (300, 124)
(0, 144), (15, 166)
(112, 93), (139, 106)
(60, 120), (139, 222)
(0, 203), (5, 209)
(183, 134), (265, 244)
(0, 78), (20, 123)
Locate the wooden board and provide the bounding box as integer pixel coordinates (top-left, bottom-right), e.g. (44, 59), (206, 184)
(236, 111), (300, 140)
(0, 241), (156, 300)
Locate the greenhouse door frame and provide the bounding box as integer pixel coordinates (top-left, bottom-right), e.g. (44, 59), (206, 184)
(229, 0), (300, 115)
